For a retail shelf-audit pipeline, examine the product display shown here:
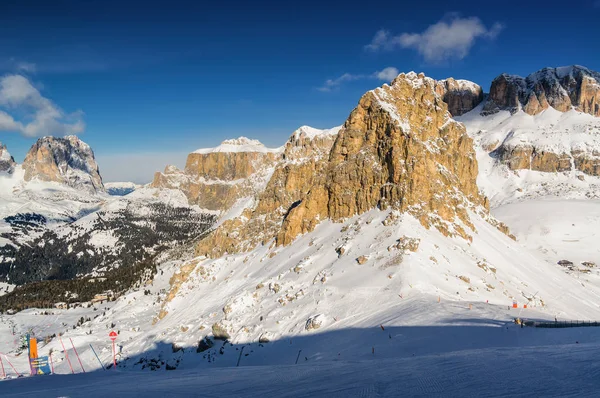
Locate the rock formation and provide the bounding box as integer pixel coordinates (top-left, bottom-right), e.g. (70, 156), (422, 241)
(151, 137), (281, 211)
(482, 65), (600, 116)
(196, 72), (509, 258)
(435, 78), (484, 116)
(0, 142), (16, 174)
(22, 136), (104, 191)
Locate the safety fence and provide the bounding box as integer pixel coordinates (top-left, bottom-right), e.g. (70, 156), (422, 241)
(535, 320), (600, 329)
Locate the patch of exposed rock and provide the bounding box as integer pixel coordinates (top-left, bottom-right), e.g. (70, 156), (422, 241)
(22, 136), (104, 191)
(435, 78), (484, 117)
(482, 65), (600, 116)
(491, 145), (600, 176)
(0, 142), (16, 174)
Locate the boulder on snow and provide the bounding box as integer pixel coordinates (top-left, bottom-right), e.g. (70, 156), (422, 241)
(356, 255), (368, 265)
(558, 260), (574, 267)
(259, 332), (273, 343)
(212, 323), (231, 341)
(305, 314), (325, 331)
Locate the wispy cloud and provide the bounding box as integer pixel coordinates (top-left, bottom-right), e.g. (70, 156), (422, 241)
(16, 62), (36, 73)
(365, 16), (503, 63)
(317, 73), (365, 92)
(317, 67), (400, 92)
(0, 74), (85, 137)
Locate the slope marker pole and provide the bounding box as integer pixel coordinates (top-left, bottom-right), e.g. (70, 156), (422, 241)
(3, 355), (20, 377)
(59, 336), (74, 374)
(89, 344), (105, 370)
(0, 355), (5, 378)
(70, 338), (85, 373)
(295, 349), (302, 364)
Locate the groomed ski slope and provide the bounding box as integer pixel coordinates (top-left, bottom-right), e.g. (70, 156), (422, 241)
(2, 334), (600, 397)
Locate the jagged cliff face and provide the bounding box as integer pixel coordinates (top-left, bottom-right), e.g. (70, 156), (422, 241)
(196, 72), (503, 258)
(435, 78), (484, 117)
(195, 126), (342, 256)
(0, 143), (16, 174)
(464, 66), (600, 178)
(482, 65), (600, 116)
(22, 136), (104, 191)
(151, 138), (281, 211)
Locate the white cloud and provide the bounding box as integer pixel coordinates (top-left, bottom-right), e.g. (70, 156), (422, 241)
(0, 74), (84, 137)
(96, 151), (189, 184)
(317, 73), (365, 92)
(374, 67), (399, 81)
(318, 66), (399, 92)
(365, 16), (503, 62)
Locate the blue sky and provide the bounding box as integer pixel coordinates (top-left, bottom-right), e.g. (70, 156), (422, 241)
(1, 0), (599, 182)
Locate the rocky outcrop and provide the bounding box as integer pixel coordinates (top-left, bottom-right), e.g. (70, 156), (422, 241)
(195, 127), (342, 256)
(482, 65), (600, 116)
(151, 137), (281, 211)
(435, 78), (484, 116)
(0, 142), (16, 174)
(22, 136), (104, 191)
(196, 72), (506, 258)
(492, 145), (600, 176)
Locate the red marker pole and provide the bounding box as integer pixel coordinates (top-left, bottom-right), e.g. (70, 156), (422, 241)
(109, 331), (118, 370)
(70, 338), (85, 373)
(0, 355), (5, 379)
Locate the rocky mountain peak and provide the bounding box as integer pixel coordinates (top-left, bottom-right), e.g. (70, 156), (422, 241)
(435, 77), (484, 116)
(482, 65), (600, 116)
(196, 72), (509, 258)
(22, 135), (104, 192)
(0, 142), (16, 174)
(151, 137), (282, 211)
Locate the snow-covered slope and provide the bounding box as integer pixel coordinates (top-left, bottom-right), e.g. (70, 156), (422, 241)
(457, 102), (600, 206)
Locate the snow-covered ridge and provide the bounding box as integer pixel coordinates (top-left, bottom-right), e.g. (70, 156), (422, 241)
(193, 137), (283, 154)
(459, 105), (600, 154)
(291, 125), (343, 140)
(503, 65), (600, 85)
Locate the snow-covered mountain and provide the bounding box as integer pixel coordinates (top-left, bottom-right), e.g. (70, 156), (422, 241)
(0, 143), (16, 174)
(482, 65), (600, 117)
(2, 66), (600, 392)
(22, 136), (105, 193)
(0, 137), (217, 294)
(455, 65), (600, 206)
